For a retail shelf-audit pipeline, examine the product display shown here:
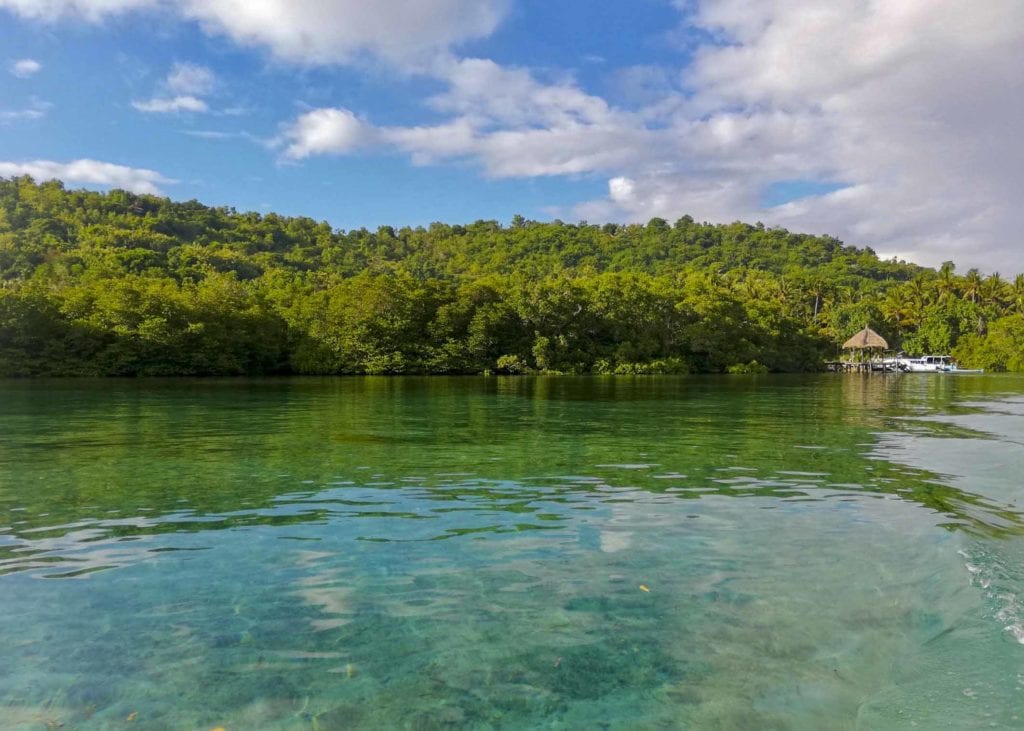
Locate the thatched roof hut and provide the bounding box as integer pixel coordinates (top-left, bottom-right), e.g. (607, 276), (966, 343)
(842, 326), (888, 350)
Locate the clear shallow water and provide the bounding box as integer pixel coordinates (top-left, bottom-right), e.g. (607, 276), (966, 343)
(1, 375), (1023, 729)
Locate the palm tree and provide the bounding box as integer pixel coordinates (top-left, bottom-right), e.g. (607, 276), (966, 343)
(905, 274), (931, 315)
(961, 268), (983, 304)
(880, 286), (915, 336)
(1011, 274), (1024, 315)
(934, 261), (957, 303)
(807, 279), (826, 321)
(981, 272), (1008, 309)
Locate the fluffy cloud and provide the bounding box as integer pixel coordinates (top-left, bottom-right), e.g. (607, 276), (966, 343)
(281, 58), (655, 178)
(9, 58), (41, 77)
(428, 58), (616, 129)
(383, 121), (642, 178)
(0, 159), (174, 194)
(280, 108), (375, 158)
(402, 58), (645, 176)
(132, 95), (207, 113)
(181, 0), (506, 66)
(0, 0), (506, 66)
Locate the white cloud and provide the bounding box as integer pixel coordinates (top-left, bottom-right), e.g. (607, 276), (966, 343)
(385, 58), (650, 177)
(280, 108), (375, 159)
(167, 62), (215, 95)
(132, 95), (208, 113)
(0, 0), (153, 21)
(133, 63), (216, 114)
(0, 0), (507, 66)
(281, 58), (655, 178)
(9, 58), (41, 77)
(179, 0), (506, 66)
(428, 58), (614, 128)
(0, 159), (175, 194)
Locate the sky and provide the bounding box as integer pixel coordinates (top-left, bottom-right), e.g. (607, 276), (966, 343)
(1, 0), (1022, 273)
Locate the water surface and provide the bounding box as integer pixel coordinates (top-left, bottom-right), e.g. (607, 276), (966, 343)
(1, 375), (1023, 729)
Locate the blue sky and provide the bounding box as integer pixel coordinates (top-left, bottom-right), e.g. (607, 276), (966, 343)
(1, 1), (1022, 272)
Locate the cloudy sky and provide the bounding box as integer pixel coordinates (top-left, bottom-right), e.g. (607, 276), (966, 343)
(1, 0), (1022, 272)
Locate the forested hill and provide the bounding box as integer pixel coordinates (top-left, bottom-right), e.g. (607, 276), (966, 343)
(1, 176), (1022, 376)
(1, 177), (907, 281)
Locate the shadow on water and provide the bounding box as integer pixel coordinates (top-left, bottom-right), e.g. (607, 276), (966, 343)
(2, 374), (1024, 578)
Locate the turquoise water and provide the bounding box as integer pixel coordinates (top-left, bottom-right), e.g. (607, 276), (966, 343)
(1, 375), (1023, 729)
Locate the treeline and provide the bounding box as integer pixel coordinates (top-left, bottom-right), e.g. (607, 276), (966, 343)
(0, 176), (1021, 375)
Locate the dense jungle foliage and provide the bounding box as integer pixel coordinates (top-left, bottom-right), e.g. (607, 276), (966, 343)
(1, 176), (1022, 376)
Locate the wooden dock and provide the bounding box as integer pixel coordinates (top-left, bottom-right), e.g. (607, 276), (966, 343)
(824, 361), (899, 373)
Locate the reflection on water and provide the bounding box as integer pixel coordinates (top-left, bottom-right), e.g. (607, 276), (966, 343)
(1, 375), (1023, 728)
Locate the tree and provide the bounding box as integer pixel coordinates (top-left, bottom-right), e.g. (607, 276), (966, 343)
(0, 175), (1021, 375)
(961, 268), (983, 304)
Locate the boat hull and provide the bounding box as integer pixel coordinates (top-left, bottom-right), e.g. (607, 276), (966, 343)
(890, 355), (984, 374)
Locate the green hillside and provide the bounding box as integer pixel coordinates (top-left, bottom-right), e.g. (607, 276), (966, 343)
(1, 176), (1021, 375)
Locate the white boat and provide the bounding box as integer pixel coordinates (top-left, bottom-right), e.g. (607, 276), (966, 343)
(886, 354), (983, 374)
